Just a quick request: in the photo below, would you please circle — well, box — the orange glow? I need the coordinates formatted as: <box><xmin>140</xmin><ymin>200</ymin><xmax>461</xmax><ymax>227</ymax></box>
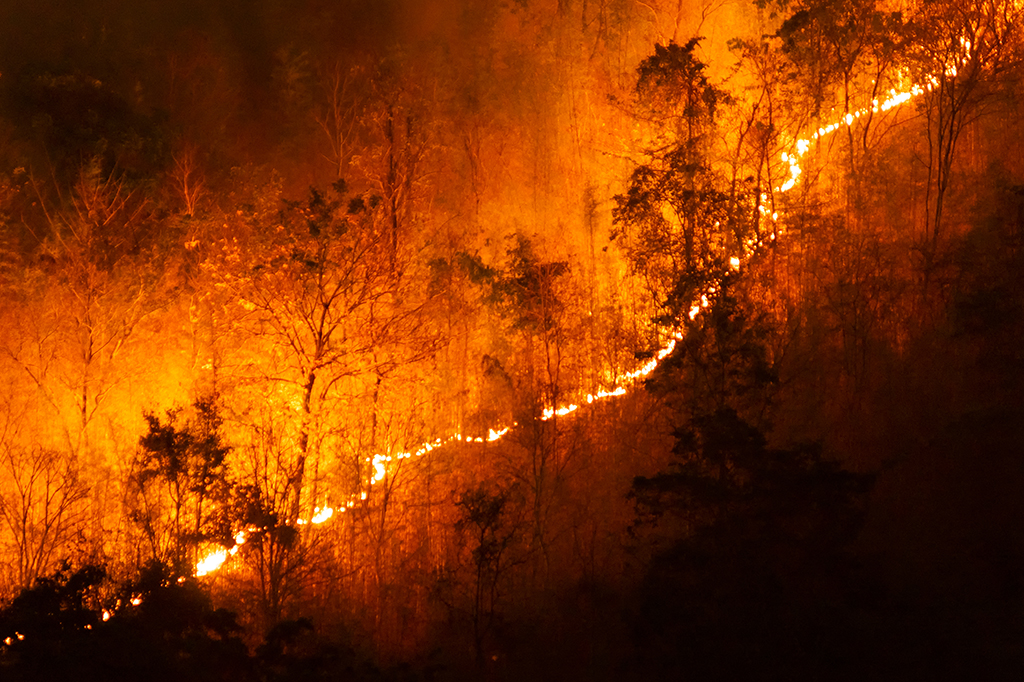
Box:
<box><xmin>192</xmin><ymin>28</ymin><xmax>981</xmax><ymax>580</ymax></box>
<box><xmin>776</xmin><ymin>35</ymin><xmax>975</xmax><ymax>195</ymax></box>
<box><xmin>196</xmin><ymin>548</ymin><xmax>231</xmax><ymax>576</ymax></box>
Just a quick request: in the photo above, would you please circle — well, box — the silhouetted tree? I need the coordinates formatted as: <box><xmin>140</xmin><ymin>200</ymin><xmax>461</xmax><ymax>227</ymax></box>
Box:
<box><xmin>614</xmin><ymin>39</ymin><xmax>754</xmax><ymax>325</ymax></box>
<box><xmin>629</xmin><ymin>408</ymin><xmax>874</xmax><ymax>680</ymax></box>
<box><xmin>131</xmin><ymin>398</ymin><xmax>234</xmax><ymax>572</ymax></box>
<box><xmin>0</xmin><ymin>560</ymin><xmax>253</xmax><ymax>682</ymax></box>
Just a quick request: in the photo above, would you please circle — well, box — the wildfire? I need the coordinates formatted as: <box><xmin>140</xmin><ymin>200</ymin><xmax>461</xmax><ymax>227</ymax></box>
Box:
<box><xmin>196</xmin><ymin>547</ymin><xmax>234</xmax><ymax>577</ymax></box>
<box><xmin>2</xmin><ymin>633</ymin><xmax>25</xmax><ymax>646</ymax></box>
<box><xmin>192</xmin><ymin>31</ymin><xmax>983</xmax><ymax>580</ymax></box>
<box><xmin>775</xmin><ymin>35</ymin><xmax>975</xmax><ymax>195</ymax></box>
<box><xmin>194</xmin><ymin>530</ymin><xmax>249</xmax><ymax>576</ymax></box>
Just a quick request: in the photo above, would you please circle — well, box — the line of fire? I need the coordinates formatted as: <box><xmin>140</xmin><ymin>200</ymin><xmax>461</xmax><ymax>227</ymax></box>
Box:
<box><xmin>0</xmin><ymin>1</ymin><xmax>1022</xmax><ymax>679</ymax></box>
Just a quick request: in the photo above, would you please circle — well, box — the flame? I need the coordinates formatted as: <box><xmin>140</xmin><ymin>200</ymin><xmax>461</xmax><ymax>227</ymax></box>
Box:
<box><xmin>2</xmin><ymin>633</ymin><xmax>25</xmax><ymax>646</ymax></box>
<box><xmin>196</xmin><ymin>549</ymin><xmax>231</xmax><ymax>576</ymax></box>
<box><xmin>776</xmin><ymin>35</ymin><xmax>975</xmax><ymax>195</ymax></box>
<box><xmin>309</xmin><ymin>506</ymin><xmax>334</xmax><ymax>524</ymax></box>
<box><xmin>487</xmin><ymin>427</ymin><xmax>510</xmax><ymax>441</ymax></box>
<box><xmin>372</xmin><ymin>455</ymin><xmax>387</xmax><ymax>482</ymax></box>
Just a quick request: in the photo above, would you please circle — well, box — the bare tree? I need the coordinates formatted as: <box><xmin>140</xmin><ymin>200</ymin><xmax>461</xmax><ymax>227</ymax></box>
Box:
<box><xmin>3</xmin><ymin>163</ymin><xmax>155</xmax><ymax>456</ymax></box>
<box><xmin>169</xmin><ymin>143</ymin><xmax>207</xmax><ymax>217</ymax></box>
<box><xmin>218</xmin><ymin>184</ymin><xmax>437</xmax><ymax>525</ymax></box>
<box><xmin>909</xmin><ymin>0</ymin><xmax>1023</xmax><ymax>286</ymax></box>
<box><xmin>0</xmin><ymin>441</ymin><xmax>88</xmax><ymax>591</ymax></box>
<box><xmin>315</xmin><ymin>61</ymin><xmax>366</xmax><ymax>181</ymax></box>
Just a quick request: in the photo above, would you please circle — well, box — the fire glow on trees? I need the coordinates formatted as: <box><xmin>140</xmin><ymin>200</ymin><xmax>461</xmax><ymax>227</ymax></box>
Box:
<box><xmin>187</xmin><ymin>16</ymin><xmax>993</xmax><ymax>580</ymax></box>
<box><xmin>0</xmin><ymin>5</ymin><xmax>1021</xmax><ymax>679</ymax></box>
<box><xmin>346</xmin><ymin>31</ymin><xmax>982</xmax><ymax>487</ymax></box>
<box><xmin>774</xmin><ymin>36</ymin><xmax>977</xmax><ymax>194</ymax></box>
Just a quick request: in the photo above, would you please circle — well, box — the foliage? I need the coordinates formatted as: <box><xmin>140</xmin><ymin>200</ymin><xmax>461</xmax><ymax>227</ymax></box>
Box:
<box><xmin>631</xmin><ymin>407</ymin><xmax>872</xmax><ymax>547</ymax></box>
<box><xmin>776</xmin><ymin>0</ymin><xmax>905</xmax><ymax>120</ymax></box>
<box><xmin>0</xmin><ymin>560</ymin><xmax>427</xmax><ymax>682</ymax></box>
<box><xmin>614</xmin><ymin>39</ymin><xmax>755</xmax><ymax>322</ymax></box>
<box><xmin>629</xmin><ymin>408</ymin><xmax>874</xmax><ymax>679</ymax></box>
<box><xmin>645</xmin><ymin>274</ymin><xmax>779</xmax><ymax>423</ymax></box>
<box><xmin>131</xmin><ymin>398</ymin><xmax>234</xmax><ymax>571</ymax></box>
<box><xmin>1</xmin><ymin>68</ymin><xmax>169</xmax><ymax>186</ymax></box>
<box><xmin>489</xmin><ymin>234</ymin><xmax>569</xmax><ymax>334</ymax></box>
<box><xmin>0</xmin><ymin>561</ymin><xmax>251</xmax><ymax>682</ymax></box>
<box><xmin>256</xmin><ymin>617</ymin><xmax>392</xmax><ymax>682</ymax></box>
<box><xmin>0</xmin><ymin>561</ymin><xmax>105</xmax><ymax>650</ymax></box>
<box><xmin>0</xmin><ymin>444</ymin><xmax>88</xmax><ymax>591</ymax></box>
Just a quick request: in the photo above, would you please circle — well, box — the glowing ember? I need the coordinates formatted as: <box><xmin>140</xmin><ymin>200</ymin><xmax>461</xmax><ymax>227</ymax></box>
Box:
<box><xmin>2</xmin><ymin>633</ymin><xmax>26</xmax><ymax>646</ymax></box>
<box><xmin>372</xmin><ymin>455</ymin><xmax>387</xmax><ymax>482</ymax></box>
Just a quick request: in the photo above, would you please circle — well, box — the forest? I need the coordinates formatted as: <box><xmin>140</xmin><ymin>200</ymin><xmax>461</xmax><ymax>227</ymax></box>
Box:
<box><xmin>0</xmin><ymin>0</ymin><xmax>1023</xmax><ymax>679</ymax></box>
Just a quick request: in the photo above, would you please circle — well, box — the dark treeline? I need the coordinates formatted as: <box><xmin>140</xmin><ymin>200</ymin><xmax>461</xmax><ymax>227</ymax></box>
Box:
<box><xmin>1</xmin><ymin>0</ymin><xmax>1024</xmax><ymax>679</ymax></box>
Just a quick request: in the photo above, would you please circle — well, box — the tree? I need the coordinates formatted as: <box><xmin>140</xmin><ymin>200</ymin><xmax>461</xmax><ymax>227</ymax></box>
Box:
<box><xmin>629</xmin><ymin>408</ymin><xmax>874</xmax><ymax>680</ymax></box>
<box><xmin>491</xmin><ymin>234</ymin><xmax>571</xmax><ymax>412</ymax></box>
<box><xmin>130</xmin><ymin>398</ymin><xmax>233</xmax><ymax>572</ymax></box>
<box><xmin>314</xmin><ymin>61</ymin><xmax>368</xmax><ymax>182</ymax></box>
<box><xmin>167</xmin><ymin>142</ymin><xmax>207</xmax><ymax>217</ymax></box>
<box><xmin>359</xmin><ymin>56</ymin><xmax>430</xmax><ymax>275</ymax></box>
<box><xmin>229</xmin><ymin>416</ymin><xmax>307</xmax><ymax>627</ymax></box>
<box><xmin>437</xmin><ymin>483</ymin><xmax>526</xmax><ymax>673</ymax></box>
<box><xmin>3</xmin><ymin>161</ymin><xmax>156</xmax><ymax>457</ymax></box>
<box><xmin>0</xmin><ymin>443</ymin><xmax>88</xmax><ymax>592</ymax></box>
<box><xmin>462</xmin><ymin>233</ymin><xmax>588</xmax><ymax>582</ymax></box>
<box><xmin>200</xmin><ymin>178</ymin><xmax>443</xmax><ymax>640</ymax></box>
<box><xmin>613</xmin><ymin>39</ymin><xmax>754</xmax><ymax>328</ymax></box>
<box><xmin>216</xmin><ymin>184</ymin><xmax>398</xmax><ymax>522</ymax></box>
<box><xmin>724</xmin><ymin>34</ymin><xmax>785</xmax><ymax>241</ymax></box>
<box><xmin>905</xmin><ymin>0</ymin><xmax>1023</xmax><ymax>286</ymax></box>
<box><xmin>776</xmin><ymin>0</ymin><xmax>906</xmax><ymax>152</ymax></box>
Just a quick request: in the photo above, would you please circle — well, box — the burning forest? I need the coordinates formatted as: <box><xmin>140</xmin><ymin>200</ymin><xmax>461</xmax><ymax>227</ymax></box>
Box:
<box><xmin>1</xmin><ymin>0</ymin><xmax>1024</xmax><ymax>679</ymax></box>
